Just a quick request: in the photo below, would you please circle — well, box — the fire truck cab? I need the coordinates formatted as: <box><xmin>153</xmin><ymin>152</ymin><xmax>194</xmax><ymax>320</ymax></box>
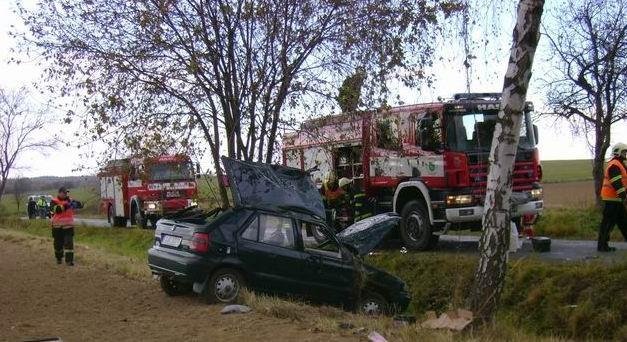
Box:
<box><xmin>283</xmin><ymin>93</ymin><xmax>543</xmax><ymax>250</ymax></box>
<box><xmin>99</xmin><ymin>155</ymin><xmax>199</xmax><ymax>228</ymax></box>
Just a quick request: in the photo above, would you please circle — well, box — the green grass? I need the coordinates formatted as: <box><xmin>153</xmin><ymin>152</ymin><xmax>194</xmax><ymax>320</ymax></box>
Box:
<box><xmin>0</xmin><ymin>217</ymin><xmax>153</xmax><ymax>262</ymax></box>
<box><xmin>367</xmin><ymin>252</ymin><xmax>627</xmax><ymax>340</ymax></box>
<box><xmin>541</xmin><ymin>159</ymin><xmax>593</xmax><ymax>183</ymax></box>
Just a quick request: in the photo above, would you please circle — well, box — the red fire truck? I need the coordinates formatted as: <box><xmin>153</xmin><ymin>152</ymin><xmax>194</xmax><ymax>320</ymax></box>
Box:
<box><xmin>283</xmin><ymin>93</ymin><xmax>544</xmax><ymax>250</ymax></box>
<box><xmin>98</xmin><ymin>155</ymin><xmax>199</xmax><ymax>228</ymax></box>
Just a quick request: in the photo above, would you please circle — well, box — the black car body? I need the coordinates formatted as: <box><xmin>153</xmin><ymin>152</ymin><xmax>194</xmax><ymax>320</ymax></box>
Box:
<box><xmin>148</xmin><ymin>157</ymin><xmax>410</xmax><ymax>314</ymax></box>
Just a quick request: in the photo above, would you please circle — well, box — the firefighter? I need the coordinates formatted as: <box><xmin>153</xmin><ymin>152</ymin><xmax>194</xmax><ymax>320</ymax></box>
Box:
<box><xmin>50</xmin><ymin>187</ymin><xmax>83</xmax><ymax>265</ymax></box>
<box><xmin>322</xmin><ymin>172</ymin><xmax>344</xmax><ymax>209</ymax></box>
<box><xmin>37</xmin><ymin>195</ymin><xmax>48</xmax><ymax>219</ymax></box>
<box><xmin>338</xmin><ymin>177</ymin><xmax>374</xmax><ymax>223</ymax></box>
<box><xmin>597</xmin><ymin>142</ymin><xmax>627</xmax><ymax>252</ymax></box>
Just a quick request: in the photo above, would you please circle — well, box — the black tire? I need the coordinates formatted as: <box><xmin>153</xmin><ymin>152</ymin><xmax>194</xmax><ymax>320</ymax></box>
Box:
<box><xmin>357</xmin><ymin>291</ymin><xmax>389</xmax><ymax>316</ymax></box>
<box><xmin>400</xmin><ymin>200</ymin><xmax>435</xmax><ymax>251</ymax></box>
<box><xmin>160</xmin><ymin>275</ymin><xmax>192</xmax><ymax>296</ymax></box>
<box><xmin>204</xmin><ymin>268</ymin><xmax>245</xmax><ymax>304</ymax></box>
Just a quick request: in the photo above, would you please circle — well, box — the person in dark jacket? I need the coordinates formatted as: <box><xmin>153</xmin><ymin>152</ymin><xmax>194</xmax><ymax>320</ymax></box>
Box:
<box><xmin>597</xmin><ymin>143</ymin><xmax>627</xmax><ymax>252</ymax></box>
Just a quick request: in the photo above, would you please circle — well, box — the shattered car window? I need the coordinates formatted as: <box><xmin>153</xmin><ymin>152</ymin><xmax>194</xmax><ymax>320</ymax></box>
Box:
<box><xmin>300</xmin><ymin>221</ymin><xmax>341</xmax><ymax>257</ymax></box>
<box><xmin>259</xmin><ymin>214</ymin><xmax>295</xmax><ymax>248</ymax></box>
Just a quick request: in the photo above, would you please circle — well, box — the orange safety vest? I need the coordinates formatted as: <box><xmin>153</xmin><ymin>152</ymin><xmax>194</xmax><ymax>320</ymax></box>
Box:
<box><xmin>51</xmin><ymin>197</ymin><xmax>75</xmax><ymax>228</ymax></box>
<box><xmin>600</xmin><ymin>159</ymin><xmax>627</xmax><ymax>201</ymax></box>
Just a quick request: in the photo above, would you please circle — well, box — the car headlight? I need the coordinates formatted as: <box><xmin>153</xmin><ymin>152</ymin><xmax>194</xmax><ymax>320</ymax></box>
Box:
<box><xmin>530</xmin><ymin>188</ymin><xmax>543</xmax><ymax>200</ymax></box>
<box><xmin>446</xmin><ymin>194</ymin><xmax>474</xmax><ymax>206</ymax></box>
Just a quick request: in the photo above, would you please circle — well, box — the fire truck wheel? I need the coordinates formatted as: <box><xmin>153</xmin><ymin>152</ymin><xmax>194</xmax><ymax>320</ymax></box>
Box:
<box><xmin>400</xmin><ymin>200</ymin><xmax>434</xmax><ymax>251</ymax></box>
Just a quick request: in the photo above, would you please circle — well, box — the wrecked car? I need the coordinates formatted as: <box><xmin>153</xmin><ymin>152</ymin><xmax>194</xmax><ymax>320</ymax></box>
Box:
<box><xmin>147</xmin><ymin>157</ymin><xmax>410</xmax><ymax>315</ymax></box>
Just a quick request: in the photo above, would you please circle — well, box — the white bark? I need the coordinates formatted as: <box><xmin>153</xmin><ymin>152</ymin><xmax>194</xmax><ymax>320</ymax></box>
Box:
<box><xmin>469</xmin><ymin>0</ymin><xmax>545</xmax><ymax>321</ymax></box>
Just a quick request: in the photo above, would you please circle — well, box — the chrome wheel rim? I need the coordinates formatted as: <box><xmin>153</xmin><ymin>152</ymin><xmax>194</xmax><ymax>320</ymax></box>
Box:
<box><xmin>214</xmin><ymin>274</ymin><xmax>239</xmax><ymax>302</ymax></box>
<box><xmin>361</xmin><ymin>300</ymin><xmax>381</xmax><ymax>315</ymax></box>
<box><xmin>407</xmin><ymin>213</ymin><xmax>425</xmax><ymax>242</ymax></box>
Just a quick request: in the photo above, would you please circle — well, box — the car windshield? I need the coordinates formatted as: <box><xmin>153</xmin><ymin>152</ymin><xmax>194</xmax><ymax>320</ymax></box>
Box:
<box><xmin>149</xmin><ymin>162</ymin><xmax>193</xmax><ymax>181</ymax></box>
<box><xmin>446</xmin><ymin>110</ymin><xmax>535</xmax><ymax>152</ymax></box>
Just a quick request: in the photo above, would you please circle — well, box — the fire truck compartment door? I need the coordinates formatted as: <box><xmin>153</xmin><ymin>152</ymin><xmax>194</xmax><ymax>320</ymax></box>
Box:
<box><xmin>113</xmin><ymin>176</ymin><xmax>125</xmax><ymax>216</ymax></box>
<box><xmin>222</xmin><ymin>157</ymin><xmax>326</xmax><ymax>219</ymax></box>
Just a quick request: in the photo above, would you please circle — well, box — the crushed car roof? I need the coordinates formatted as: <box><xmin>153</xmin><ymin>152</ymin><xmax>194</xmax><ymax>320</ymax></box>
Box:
<box><xmin>222</xmin><ymin>157</ymin><xmax>326</xmax><ymax>219</ymax></box>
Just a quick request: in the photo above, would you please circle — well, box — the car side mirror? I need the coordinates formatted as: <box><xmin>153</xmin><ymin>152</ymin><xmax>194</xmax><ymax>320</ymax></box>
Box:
<box><xmin>533</xmin><ymin>124</ymin><xmax>539</xmax><ymax>144</ymax></box>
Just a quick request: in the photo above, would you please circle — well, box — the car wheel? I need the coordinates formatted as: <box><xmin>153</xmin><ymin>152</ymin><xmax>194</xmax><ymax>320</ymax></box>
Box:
<box><xmin>160</xmin><ymin>275</ymin><xmax>192</xmax><ymax>296</ymax></box>
<box><xmin>205</xmin><ymin>268</ymin><xmax>244</xmax><ymax>304</ymax></box>
<box><xmin>357</xmin><ymin>291</ymin><xmax>389</xmax><ymax>316</ymax></box>
<box><xmin>400</xmin><ymin>200</ymin><xmax>434</xmax><ymax>251</ymax></box>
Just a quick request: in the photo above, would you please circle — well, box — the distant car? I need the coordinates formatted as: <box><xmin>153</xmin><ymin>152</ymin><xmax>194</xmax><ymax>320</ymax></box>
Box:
<box><xmin>148</xmin><ymin>157</ymin><xmax>410</xmax><ymax>315</ymax></box>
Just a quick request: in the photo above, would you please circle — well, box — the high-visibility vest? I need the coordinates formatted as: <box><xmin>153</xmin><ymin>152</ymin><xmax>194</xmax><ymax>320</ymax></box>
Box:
<box><xmin>600</xmin><ymin>158</ymin><xmax>627</xmax><ymax>201</ymax></box>
<box><xmin>50</xmin><ymin>197</ymin><xmax>75</xmax><ymax>227</ymax></box>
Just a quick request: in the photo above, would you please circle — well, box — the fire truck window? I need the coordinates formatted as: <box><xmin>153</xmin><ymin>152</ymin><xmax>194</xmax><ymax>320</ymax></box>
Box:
<box><xmin>417</xmin><ymin>116</ymin><xmax>442</xmax><ymax>151</ymax></box>
<box><xmin>375</xmin><ymin>119</ymin><xmax>400</xmax><ymax>150</ymax></box>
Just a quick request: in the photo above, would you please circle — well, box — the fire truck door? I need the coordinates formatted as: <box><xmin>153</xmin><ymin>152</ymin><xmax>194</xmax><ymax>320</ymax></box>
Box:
<box><xmin>112</xmin><ymin>176</ymin><xmax>124</xmax><ymax>216</ymax></box>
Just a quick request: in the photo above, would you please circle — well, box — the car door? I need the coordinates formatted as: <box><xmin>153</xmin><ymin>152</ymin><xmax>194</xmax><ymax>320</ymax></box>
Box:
<box><xmin>297</xmin><ymin>220</ymin><xmax>355</xmax><ymax>305</ymax></box>
<box><xmin>237</xmin><ymin>212</ymin><xmax>309</xmax><ymax>296</ymax></box>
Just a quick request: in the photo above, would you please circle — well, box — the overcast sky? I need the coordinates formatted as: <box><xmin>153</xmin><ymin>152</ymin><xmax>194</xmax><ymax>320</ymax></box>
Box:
<box><xmin>1</xmin><ymin>1</ymin><xmax>625</xmax><ymax>178</ymax></box>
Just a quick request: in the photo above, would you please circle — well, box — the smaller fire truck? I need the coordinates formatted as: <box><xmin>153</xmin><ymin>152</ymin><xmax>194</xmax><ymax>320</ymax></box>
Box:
<box><xmin>283</xmin><ymin>93</ymin><xmax>544</xmax><ymax>250</ymax></box>
<box><xmin>98</xmin><ymin>155</ymin><xmax>199</xmax><ymax>228</ymax></box>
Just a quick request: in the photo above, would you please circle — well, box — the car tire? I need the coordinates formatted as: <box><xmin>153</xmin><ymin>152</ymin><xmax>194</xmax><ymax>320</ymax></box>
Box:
<box><xmin>204</xmin><ymin>268</ymin><xmax>245</xmax><ymax>304</ymax></box>
<box><xmin>400</xmin><ymin>200</ymin><xmax>434</xmax><ymax>251</ymax></box>
<box><xmin>160</xmin><ymin>275</ymin><xmax>192</xmax><ymax>296</ymax></box>
<box><xmin>357</xmin><ymin>291</ymin><xmax>389</xmax><ymax>316</ymax></box>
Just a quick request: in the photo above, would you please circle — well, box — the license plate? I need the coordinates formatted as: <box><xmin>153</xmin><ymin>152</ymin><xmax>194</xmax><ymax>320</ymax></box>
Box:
<box><xmin>161</xmin><ymin>235</ymin><xmax>182</xmax><ymax>247</ymax></box>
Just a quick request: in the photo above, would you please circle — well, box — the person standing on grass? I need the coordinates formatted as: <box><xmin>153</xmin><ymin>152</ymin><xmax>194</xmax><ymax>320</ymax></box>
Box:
<box><xmin>598</xmin><ymin>143</ymin><xmax>627</xmax><ymax>252</ymax></box>
<box><xmin>50</xmin><ymin>187</ymin><xmax>83</xmax><ymax>265</ymax></box>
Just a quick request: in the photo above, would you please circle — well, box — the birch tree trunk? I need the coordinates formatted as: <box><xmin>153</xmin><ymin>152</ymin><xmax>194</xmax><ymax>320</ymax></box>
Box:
<box><xmin>469</xmin><ymin>0</ymin><xmax>544</xmax><ymax>322</ymax></box>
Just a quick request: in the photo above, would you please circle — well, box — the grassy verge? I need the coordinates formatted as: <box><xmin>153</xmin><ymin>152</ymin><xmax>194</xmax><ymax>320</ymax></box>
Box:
<box><xmin>367</xmin><ymin>252</ymin><xmax>627</xmax><ymax>340</ymax></box>
<box><xmin>535</xmin><ymin>206</ymin><xmax>625</xmax><ymax>241</ymax></box>
<box><xmin>2</xmin><ymin>216</ymin><xmax>626</xmax><ymax>340</ymax></box>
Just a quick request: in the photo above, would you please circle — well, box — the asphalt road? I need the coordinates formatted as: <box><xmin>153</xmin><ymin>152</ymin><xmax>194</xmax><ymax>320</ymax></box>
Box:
<box><xmin>28</xmin><ymin>217</ymin><xmax>627</xmax><ymax>262</ymax></box>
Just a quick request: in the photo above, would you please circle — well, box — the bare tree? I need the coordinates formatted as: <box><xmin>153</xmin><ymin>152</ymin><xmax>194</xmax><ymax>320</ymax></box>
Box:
<box><xmin>469</xmin><ymin>0</ymin><xmax>544</xmax><ymax>322</ymax></box>
<box><xmin>544</xmin><ymin>0</ymin><xmax>627</xmax><ymax>204</ymax></box>
<box><xmin>16</xmin><ymin>0</ymin><xmax>464</xmax><ymax>207</ymax></box>
<box><xmin>12</xmin><ymin>176</ymin><xmax>32</xmax><ymax>213</ymax></box>
<box><xmin>0</xmin><ymin>87</ymin><xmax>50</xmax><ymax>200</ymax></box>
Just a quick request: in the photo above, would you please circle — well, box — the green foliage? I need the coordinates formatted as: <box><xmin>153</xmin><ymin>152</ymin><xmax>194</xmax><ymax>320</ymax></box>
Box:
<box><xmin>336</xmin><ymin>67</ymin><xmax>366</xmax><ymax>113</ymax></box>
<box><xmin>367</xmin><ymin>251</ymin><xmax>627</xmax><ymax>340</ymax></box>
<box><xmin>535</xmin><ymin>207</ymin><xmax>603</xmax><ymax>240</ymax></box>
<box><xmin>541</xmin><ymin>160</ymin><xmax>593</xmax><ymax>183</ymax></box>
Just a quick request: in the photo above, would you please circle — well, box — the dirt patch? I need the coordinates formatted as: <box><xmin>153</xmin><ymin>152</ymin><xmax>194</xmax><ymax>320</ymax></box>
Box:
<box><xmin>543</xmin><ymin>181</ymin><xmax>595</xmax><ymax>208</ymax></box>
<box><xmin>0</xmin><ymin>231</ymin><xmax>356</xmax><ymax>342</ymax></box>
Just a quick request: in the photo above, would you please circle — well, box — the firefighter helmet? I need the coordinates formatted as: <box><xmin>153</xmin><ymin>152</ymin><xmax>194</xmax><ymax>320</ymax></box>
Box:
<box><xmin>338</xmin><ymin>177</ymin><xmax>353</xmax><ymax>188</ymax></box>
<box><xmin>611</xmin><ymin>142</ymin><xmax>627</xmax><ymax>156</ymax></box>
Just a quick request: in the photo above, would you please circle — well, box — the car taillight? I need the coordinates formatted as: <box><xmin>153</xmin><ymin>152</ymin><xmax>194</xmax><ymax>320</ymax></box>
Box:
<box><xmin>190</xmin><ymin>232</ymin><xmax>211</xmax><ymax>253</ymax></box>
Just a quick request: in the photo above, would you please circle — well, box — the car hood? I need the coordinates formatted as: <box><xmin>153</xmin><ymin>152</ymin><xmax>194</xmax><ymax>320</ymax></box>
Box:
<box><xmin>221</xmin><ymin>157</ymin><xmax>325</xmax><ymax>219</ymax></box>
<box><xmin>336</xmin><ymin>213</ymin><xmax>400</xmax><ymax>256</ymax></box>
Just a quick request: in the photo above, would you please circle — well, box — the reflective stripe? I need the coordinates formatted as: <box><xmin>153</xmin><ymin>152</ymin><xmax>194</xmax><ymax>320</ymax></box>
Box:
<box><xmin>617</xmin><ymin>188</ymin><xmax>626</xmax><ymax>194</ymax></box>
<box><xmin>64</xmin><ymin>249</ymin><xmax>74</xmax><ymax>253</ymax></box>
<box><xmin>355</xmin><ymin>203</ymin><xmax>363</xmax><ymax>207</ymax></box>
<box><xmin>602</xmin><ymin>197</ymin><xmax>623</xmax><ymax>202</ymax></box>
<box><xmin>354</xmin><ymin>193</ymin><xmax>366</xmax><ymax>198</ymax></box>
<box><xmin>611</xmin><ymin>175</ymin><xmax>623</xmax><ymax>183</ymax></box>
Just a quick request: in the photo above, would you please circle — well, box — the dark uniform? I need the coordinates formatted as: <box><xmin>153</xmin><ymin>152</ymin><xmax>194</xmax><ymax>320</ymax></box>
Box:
<box><xmin>597</xmin><ymin>155</ymin><xmax>627</xmax><ymax>252</ymax></box>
